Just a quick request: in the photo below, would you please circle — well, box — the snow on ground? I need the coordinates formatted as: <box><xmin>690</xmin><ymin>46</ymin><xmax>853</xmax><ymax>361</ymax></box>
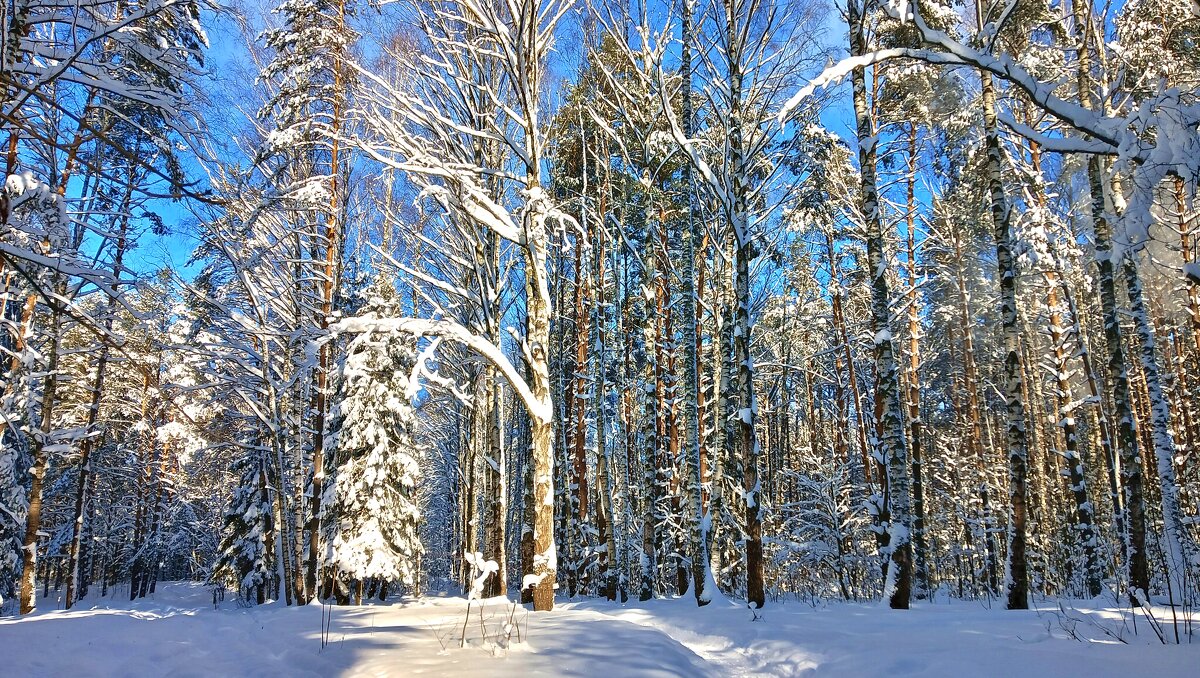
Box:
<box><xmin>2</xmin><ymin>583</ymin><xmax>1197</xmax><ymax>677</ymax></box>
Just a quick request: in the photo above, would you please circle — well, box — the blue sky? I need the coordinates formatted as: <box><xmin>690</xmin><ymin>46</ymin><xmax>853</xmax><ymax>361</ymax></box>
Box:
<box><xmin>134</xmin><ymin>0</ymin><xmax>860</xmax><ymax>282</ymax></box>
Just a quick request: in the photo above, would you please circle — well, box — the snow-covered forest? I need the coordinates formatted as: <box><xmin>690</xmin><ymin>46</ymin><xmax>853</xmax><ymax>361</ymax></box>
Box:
<box><xmin>2</xmin><ymin>0</ymin><xmax>1200</xmax><ymax>673</ymax></box>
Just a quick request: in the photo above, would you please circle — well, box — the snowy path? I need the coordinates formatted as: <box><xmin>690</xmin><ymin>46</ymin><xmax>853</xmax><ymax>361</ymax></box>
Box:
<box><xmin>2</xmin><ymin>583</ymin><xmax>1197</xmax><ymax>677</ymax></box>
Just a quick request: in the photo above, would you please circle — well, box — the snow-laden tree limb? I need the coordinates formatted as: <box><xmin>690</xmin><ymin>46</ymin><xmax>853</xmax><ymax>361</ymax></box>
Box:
<box><xmin>778</xmin><ymin>0</ymin><xmax>1200</xmax><ymax>261</ymax></box>
<box><xmin>330</xmin><ymin>316</ymin><xmax>550</xmax><ymax>425</ymax></box>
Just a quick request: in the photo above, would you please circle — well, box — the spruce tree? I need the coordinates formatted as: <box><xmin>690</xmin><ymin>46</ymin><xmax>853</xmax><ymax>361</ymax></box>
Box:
<box><xmin>322</xmin><ymin>278</ymin><xmax>423</xmax><ymax>594</ymax></box>
<box><xmin>213</xmin><ymin>452</ymin><xmax>275</xmax><ymax>605</ymax></box>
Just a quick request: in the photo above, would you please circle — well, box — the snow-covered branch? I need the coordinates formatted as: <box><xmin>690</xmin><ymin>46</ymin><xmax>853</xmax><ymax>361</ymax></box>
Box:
<box><xmin>330</xmin><ymin>316</ymin><xmax>550</xmax><ymax>424</ymax></box>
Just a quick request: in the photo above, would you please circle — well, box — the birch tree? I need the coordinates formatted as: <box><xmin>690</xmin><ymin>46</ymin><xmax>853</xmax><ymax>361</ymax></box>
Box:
<box><xmin>350</xmin><ymin>0</ymin><xmax>574</xmax><ymax>612</ymax></box>
<box><xmin>601</xmin><ymin>0</ymin><xmax>824</xmax><ymax>609</ymax></box>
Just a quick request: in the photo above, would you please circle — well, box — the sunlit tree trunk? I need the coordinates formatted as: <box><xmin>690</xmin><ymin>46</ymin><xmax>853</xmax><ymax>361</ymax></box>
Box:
<box><xmin>902</xmin><ymin>124</ymin><xmax>929</xmax><ymax>598</ymax></box>
<box><xmin>850</xmin><ymin>0</ymin><xmax>911</xmax><ymax>609</ymax></box>
<box><xmin>979</xmin><ymin>68</ymin><xmax>1030</xmax><ymax>610</ymax></box>
<box><xmin>18</xmin><ymin>303</ymin><xmax>61</xmax><ymax>615</ymax></box>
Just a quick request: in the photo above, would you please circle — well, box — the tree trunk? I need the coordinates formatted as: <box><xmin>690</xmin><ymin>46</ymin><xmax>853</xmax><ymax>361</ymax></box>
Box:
<box><xmin>1070</xmin><ymin>0</ymin><xmax>1149</xmax><ymax>604</ymax></box>
<box><xmin>305</xmin><ymin>0</ymin><xmax>350</xmax><ymax>605</ymax></box>
<box><xmin>950</xmin><ymin>227</ymin><xmax>1000</xmax><ymax>595</ymax></box>
<box><xmin>483</xmin><ymin>371</ymin><xmax>507</xmax><ymax>597</ymax></box>
<box><xmin>1027</xmin><ymin>131</ymin><xmax>1103</xmax><ymax>596</ymax></box>
<box><xmin>520</xmin><ymin>398</ymin><xmax>536</xmax><ymax>605</ymax></box>
<box><xmin>65</xmin><ymin>188</ymin><xmax>133</xmax><ymax>609</ymax></box>
<box><xmin>1122</xmin><ymin>254</ymin><xmax>1192</xmax><ymax>595</ymax></box>
<box><xmin>979</xmin><ymin>69</ymin><xmax>1030</xmax><ymax>610</ymax></box>
<box><xmin>903</xmin><ymin>124</ymin><xmax>929</xmax><ymax>598</ymax></box>
<box><xmin>850</xmin><ymin>1</ymin><xmax>911</xmax><ymax>609</ymax></box>
<box><xmin>593</xmin><ymin>211</ymin><xmax>618</xmax><ymax>601</ymax></box>
<box><xmin>19</xmin><ymin>304</ymin><xmax>61</xmax><ymax>614</ymax></box>
<box><xmin>570</xmin><ymin>228</ymin><xmax>590</xmax><ymax>595</ymax></box>
<box><xmin>723</xmin><ymin>0</ymin><xmax>764</xmax><ymax>608</ymax></box>
<box><xmin>524</xmin><ymin>179</ymin><xmax>557</xmax><ymax>612</ymax></box>
<box><xmin>1086</xmin><ymin>164</ymin><xmax>1150</xmax><ymax>601</ymax></box>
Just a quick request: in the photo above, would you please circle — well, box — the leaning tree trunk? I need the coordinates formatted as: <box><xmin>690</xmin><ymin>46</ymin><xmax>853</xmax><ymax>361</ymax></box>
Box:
<box><xmin>1065</xmin><ymin>283</ymin><xmax>1126</xmax><ymax>574</ymax></box>
<box><xmin>1122</xmin><ymin>253</ymin><xmax>1193</xmax><ymax>597</ymax></box>
<box><xmin>1072</xmin><ymin>0</ymin><xmax>1150</xmax><ymax>603</ymax></box>
<box><xmin>20</xmin><ymin>95</ymin><xmax>94</xmax><ymax>613</ymax></box>
<box><xmin>1085</xmin><ymin>159</ymin><xmax>1151</xmax><ymax>602</ymax></box>
<box><xmin>1046</xmin><ymin>268</ymin><xmax>1103</xmax><ymax>597</ymax></box>
<box><xmin>65</xmin><ymin>185</ymin><xmax>134</xmax><ymax>609</ymax></box>
<box><xmin>1028</xmin><ymin>133</ymin><xmax>1103</xmax><ymax>598</ymax></box>
<box><xmin>826</xmin><ymin>231</ymin><xmax>874</xmax><ymax>491</ymax></box>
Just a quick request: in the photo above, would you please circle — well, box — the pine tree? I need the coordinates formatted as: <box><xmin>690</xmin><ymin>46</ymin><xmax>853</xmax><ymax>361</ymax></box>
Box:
<box><xmin>258</xmin><ymin>0</ymin><xmax>358</xmax><ymax>604</ymax></box>
<box><xmin>0</xmin><ymin>408</ymin><xmax>30</xmax><ymax>612</ymax></box>
<box><xmin>0</xmin><ymin>298</ymin><xmax>33</xmax><ymax>613</ymax></box>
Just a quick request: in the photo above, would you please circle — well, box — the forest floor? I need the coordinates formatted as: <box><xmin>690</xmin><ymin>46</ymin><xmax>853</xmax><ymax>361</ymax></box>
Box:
<box><xmin>2</xmin><ymin>582</ymin><xmax>1198</xmax><ymax>676</ymax></box>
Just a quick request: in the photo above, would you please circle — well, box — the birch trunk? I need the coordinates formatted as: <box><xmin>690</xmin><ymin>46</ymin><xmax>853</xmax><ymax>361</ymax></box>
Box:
<box><xmin>979</xmin><ymin>69</ymin><xmax>1030</xmax><ymax>610</ymax></box>
<box><xmin>1122</xmin><ymin>254</ymin><xmax>1192</xmax><ymax>597</ymax></box>
<box><xmin>721</xmin><ymin>0</ymin><xmax>764</xmax><ymax>608</ymax></box>
<box><xmin>523</xmin><ymin>151</ymin><xmax>557</xmax><ymax>610</ymax></box>
<box><xmin>850</xmin><ymin>0</ymin><xmax>911</xmax><ymax>608</ymax></box>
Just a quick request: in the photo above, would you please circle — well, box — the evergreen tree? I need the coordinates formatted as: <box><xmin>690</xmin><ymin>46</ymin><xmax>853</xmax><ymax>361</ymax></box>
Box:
<box><xmin>258</xmin><ymin>0</ymin><xmax>358</xmax><ymax>604</ymax></box>
<box><xmin>213</xmin><ymin>451</ymin><xmax>275</xmax><ymax>605</ymax></box>
<box><xmin>322</xmin><ymin>278</ymin><xmax>423</xmax><ymax>593</ymax></box>
<box><xmin>0</xmin><ymin>406</ymin><xmax>30</xmax><ymax>611</ymax></box>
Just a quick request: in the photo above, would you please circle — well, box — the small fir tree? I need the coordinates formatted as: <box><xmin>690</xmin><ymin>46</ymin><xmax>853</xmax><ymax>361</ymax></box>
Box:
<box><xmin>213</xmin><ymin>451</ymin><xmax>274</xmax><ymax>605</ymax></box>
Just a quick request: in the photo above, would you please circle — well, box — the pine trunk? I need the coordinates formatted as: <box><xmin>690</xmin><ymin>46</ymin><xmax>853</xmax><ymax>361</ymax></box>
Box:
<box><xmin>903</xmin><ymin>125</ymin><xmax>929</xmax><ymax>598</ymax></box>
<box><xmin>19</xmin><ymin>304</ymin><xmax>61</xmax><ymax>614</ymax></box>
<box><xmin>65</xmin><ymin>190</ymin><xmax>133</xmax><ymax>609</ymax></box>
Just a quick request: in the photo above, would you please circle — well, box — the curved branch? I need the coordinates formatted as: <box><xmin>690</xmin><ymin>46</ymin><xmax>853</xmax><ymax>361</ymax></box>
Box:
<box><xmin>329</xmin><ymin>315</ymin><xmax>549</xmax><ymax>424</ymax></box>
